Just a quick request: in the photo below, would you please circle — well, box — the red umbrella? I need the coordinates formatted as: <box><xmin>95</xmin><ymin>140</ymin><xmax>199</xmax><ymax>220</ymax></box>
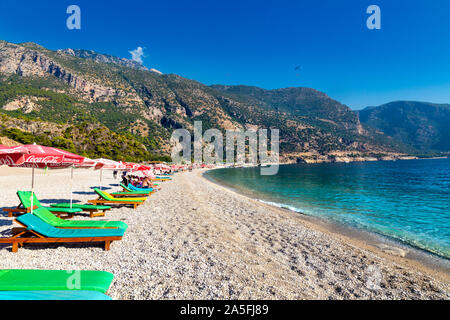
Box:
<box><xmin>0</xmin><ymin>144</ymin><xmax>85</xmax><ymax>213</ymax></box>
<box><xmin>0</xmin><ymin>144</ymin><xmax>84</xmax><ymax>172</ymax></box>
<box><xmin>0</xmin><ymin>144</ymin><xmax>84</xmax><ymax>168</ymax></box>
<box><xmin>119</xmin><ymin>161</ymin><xmax>140</xmax><ymax>171</ymax></box>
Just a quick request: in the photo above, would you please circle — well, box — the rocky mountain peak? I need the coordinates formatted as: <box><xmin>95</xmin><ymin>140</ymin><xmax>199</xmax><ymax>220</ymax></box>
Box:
<box><xmin>57</xmin><ymin>48</ymin><xmax>149</xmax><ymax>71</ymax></box>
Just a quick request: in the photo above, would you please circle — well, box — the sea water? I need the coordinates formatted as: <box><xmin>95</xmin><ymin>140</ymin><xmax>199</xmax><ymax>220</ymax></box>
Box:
<box><xmin>205</xmin><ymin>158</ymin><xmax>450</xmax><ymax>259</ymax></box>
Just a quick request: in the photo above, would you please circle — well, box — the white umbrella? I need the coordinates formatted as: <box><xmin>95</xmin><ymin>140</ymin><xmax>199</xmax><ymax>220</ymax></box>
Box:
<box><xmin>93</xmin><ymin>158</ymin><xmax>126</xmax><ymax>190</ymax></box>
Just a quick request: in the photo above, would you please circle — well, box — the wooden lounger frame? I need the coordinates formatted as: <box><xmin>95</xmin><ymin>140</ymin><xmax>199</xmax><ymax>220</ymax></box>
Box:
<box><xmin>3</xmin><ymin>205</ymin><xmax>109</xmax><ymax>219</ymax></box>
<box><xmin>88</xmin><ymin>199</ymin><xmax>143</xmax><ymax>209</ymax></box>
<box><xmin>112</xmin><ymin>192</ymin><xmax>152</xmax><ymax>198</ymax></box>
<box><xmin>0</xmin><ymin>221</ymin><xmax>122</xmax><ymax>253</ymax></box>
<box><xmin>53</xmin><ymin>206</ymin><xmax>110</xmax><ymax>218</ymax></box>
<box><xmin>3</xmin><ymin>205</ymin><xmax>74</xmax><ymax>219</ymax></box>
<box><xmin>121</xmin><ymin>186</ymin><xmax>157</xmax><ymax>194</ymax></box>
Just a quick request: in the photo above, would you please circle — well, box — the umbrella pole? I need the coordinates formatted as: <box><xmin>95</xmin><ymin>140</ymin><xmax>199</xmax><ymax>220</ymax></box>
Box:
<box><xmin>30</xmin><ymin>167</ymin><xmax>35</xmax><ymax>214</ymax></box>
<box><xmin>70</xmin><ymin>165</ymin><xmax>74</xmax><ymax>209</ymax></box>
<box><xmin>100</xmin><ymin>169</ymin><xmax>103</xmax><ymax>191</ymax></box>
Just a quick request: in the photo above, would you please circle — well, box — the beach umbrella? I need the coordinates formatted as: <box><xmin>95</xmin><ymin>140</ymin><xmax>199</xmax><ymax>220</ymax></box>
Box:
<box><xmin>154</xmin><ymin>163</ymin><xmax>171</xmax><ymax>170</ymax></box>
<box><xmin>120</xmin><ymin>161</ymin><xmax>140</xmax><ymax>171</ymax></box>
<box><xmin>75</xmin><ymin>158</ymin><xmax>98</xmax><ymax>169</ymax></box>
<box><xmin>93</xmin><ymin>158</ymin><xmax>126</xmax><ymax>190</ymax></box>
<box><xmin>141</xmin><ymin>170</ymin><xmax>156</xmax><ymax>179</ymax></box>
<box><xmin>0</xmin><ymin>144</ymin><xmax>85</xmax><ymax>213</ymax></box>
<box><xmin>133</xmin><ymin>165</ymin><xmax>156</xmax><ymax>179</ymax></box>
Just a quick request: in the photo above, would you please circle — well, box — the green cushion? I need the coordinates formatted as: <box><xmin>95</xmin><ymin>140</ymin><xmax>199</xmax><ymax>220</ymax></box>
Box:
<box><xmin>94</xmin><ymin>189</ymin><xmax>143</xmax><ymax>203</ymax></box>
<box><xmin>46</xmin><ymin>207</ymin><xmax>82</xmax><ymax>214</ymax></box>
<box><xmin>111</xmin><ymin>191</ymin><xmax>150</xmax><ymax>195</ymax></box>
<box><xmin>33</xmin><ymin>207</ymin><xmax>128</xmax><ymax>231</ymax></box>
<box><xmin>0</xmin><ymin>269</ymin><xmax>114</xmax><ymax>293</ymax></box>
<box><xmin>50</xmin><ymin>204</ymin><xmax>111</xmax><ymax>210</ymax></box>
<box><xmin>17</xmin><ymin>191</ymin><xmax>82</xmax><ymax>213</ymax></box>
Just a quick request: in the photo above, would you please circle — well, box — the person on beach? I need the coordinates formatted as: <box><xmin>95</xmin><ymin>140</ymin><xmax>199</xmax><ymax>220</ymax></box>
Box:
<box><xmin>121</xmin><ymin>172</ymin><xmax>129</xmax><ymax>185</ymax></box>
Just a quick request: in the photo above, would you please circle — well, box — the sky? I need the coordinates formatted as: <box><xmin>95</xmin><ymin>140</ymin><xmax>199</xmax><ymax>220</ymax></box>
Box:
<box><xmin>0</xmin><ymin>0</ymin><xmax>449</xmax><ymax>109</ymax></box>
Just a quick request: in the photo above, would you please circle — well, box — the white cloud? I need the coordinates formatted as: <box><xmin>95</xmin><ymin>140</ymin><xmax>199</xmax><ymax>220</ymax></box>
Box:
<box><xmin>129</xmin><ymin>46</ymin><xmax>146</xmax><ymax>64</ymax></box>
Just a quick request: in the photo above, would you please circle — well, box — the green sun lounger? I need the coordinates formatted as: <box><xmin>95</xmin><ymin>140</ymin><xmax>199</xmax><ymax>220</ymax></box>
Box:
<box><xmin>0</xmin><ymin>213</ymin><xmax>124</xmax><ymax>252</ymax></box>
<box><xmin>93</xmin><ymin>189</ymin><xmax>145</xmax><ymax>202</ymax></box>
<box><xmin>88</xmin><ymin>189</ymin><xmax>145</xmax><ymax>209</ymax></box>
<box><xmin>50</xmin><ymin>203</ymin><xmax>112</xmax><ymax>218</ymax></box>
<box><xmin>33</xmin><ymin>207</ymin><xmax>128</xmax><ymax>231</ymax></box>
<box><xmin>51</xmin><ymin>203</ymin><xmax>111</xmax><ymax>210</ymax></box>
<box><xmin>3</xmin><ymin>191</ymin><xmax>82</xmax><ymax>219</ymax></box>
<box><xmin>112</xmin><ymin>191</ymin><xmax>150</xmax><ymax>196</ymax></box>
<box><xmin>0</xmin><ymin>290</ymin><xmax>112</xmax><ymax>300</ymax></box>
<box><xmin>18</xmin><ymin>191</ymin><xmax>82</xmax><ymax>215</ymax></box>
<box><xmin>0</xmin><ymin>269</ymin><xmax>114</xmax><ymax>293</ymax></box>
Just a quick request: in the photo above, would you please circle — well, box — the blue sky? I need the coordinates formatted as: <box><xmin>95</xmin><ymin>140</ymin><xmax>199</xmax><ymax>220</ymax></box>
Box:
<box><xmin>0</xmin><ymin>0</ymin><xmax>449</xmax><ymax>109</ymax></box>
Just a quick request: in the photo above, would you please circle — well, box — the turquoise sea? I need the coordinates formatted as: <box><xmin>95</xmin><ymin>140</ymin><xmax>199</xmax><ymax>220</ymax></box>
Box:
<box><xmin>205</xmin><ymin>158</ymin><xmax>450</xmax><ymax>259</ymax></box>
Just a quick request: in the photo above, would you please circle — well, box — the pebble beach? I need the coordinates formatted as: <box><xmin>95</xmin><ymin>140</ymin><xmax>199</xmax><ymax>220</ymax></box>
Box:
<box><xmin>0</xmin><ymin>166</ymin><xmax>448</xmax><ymax>300</ymax></box>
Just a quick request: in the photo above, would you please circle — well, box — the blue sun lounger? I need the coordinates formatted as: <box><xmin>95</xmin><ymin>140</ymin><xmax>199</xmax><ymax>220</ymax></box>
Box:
<box><xmin>0</xmin><ymin>290</ymin><xmax>112</xmax><ymax>300</ymax></box>
<box><xmin>0</xmin><ymin>213</ymin><xmax>125</xmax><ymax>252</ymax></box>
<box><xmin>127</xmin><ymin>184</ymin><xmax>154</xmax><ymax>192</ymax></box>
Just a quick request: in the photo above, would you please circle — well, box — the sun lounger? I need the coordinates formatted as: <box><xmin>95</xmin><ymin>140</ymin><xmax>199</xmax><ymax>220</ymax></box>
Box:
<box><xmin>0</xmin><ymin>213</ymin><xmax>124</xmax><ymax>252</ymax></box>
<box><xmin>33</xmin><ymin>207</ymin><xmax>128</xmax><ymax>231</ymax></box>
<box><xmin>120</xmin><ymin>183</ymin><xmax>154</xmax><ymax>194</ymax></box>
<box><xmin>126</xmin><ymin>184</ymin><xmax>156</xmax><ymax>192</ymax></box>
<box><xmin>50</xmin><ymin>203</ymin><xmax>111</xmax><ymax>218</ymax></box>
<box><xmin>3</xmin><ymin>191</ymin><xmax>82</xmax><ymax>219</ymax></box>
<box><xmin>152</xmin><ymin>177</ymin><xmax>170</xmax><ymax>182</ymax></box>
<box><xmin>0</xmin><ymin>269</ymin><xmax>113</xmax><ymax>293</ymax></box>
<box><xmin>0</xmin><ymin>290</ymin><xmax>112</xmax><ymax>300</ymax></box>
<box><xmin>120</xmin><ymin>183</ymin><xmax>132</xmax><ymax>192</ymax></box>
<box><xmin>88</xmin><ymin>189</ymin><xmax>146</xmax><ymax>209</ymax></box>
<box><xmin>111</xmin><ymin>190</ymin><xmax>153</xmax><ymax>197</ymax></box>
<box><xmin>156</xmin><ymin>176</ymin><xmax>172</xmax><ymax>180</ymax></box>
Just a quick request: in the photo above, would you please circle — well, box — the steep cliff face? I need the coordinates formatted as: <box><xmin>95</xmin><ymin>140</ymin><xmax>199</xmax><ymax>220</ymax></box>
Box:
<box><xmin>0</xmin><ymin>41</ymin><xmax>138</xmax><ymax>101</ymax></box>
<box><xmin>0</xmin><ymin>40</ymin><xmax>423</xmax><ymax>162</ymax></box>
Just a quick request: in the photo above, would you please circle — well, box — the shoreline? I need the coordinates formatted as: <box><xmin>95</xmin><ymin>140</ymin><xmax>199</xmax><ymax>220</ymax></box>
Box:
<box><xmin>202</xmin><ymin>169</ymin><xmax>450</xmax><ymax>283</ymax></box>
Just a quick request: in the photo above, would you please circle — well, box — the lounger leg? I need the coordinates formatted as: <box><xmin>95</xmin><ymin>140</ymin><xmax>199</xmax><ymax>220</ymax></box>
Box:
<box><xmin>12</xmin><ymin>242</ymin><xmax>18</xmax><ymax>253</ymax></box>
<box><xmin>105</xmin><ymin>241</ymin><xmax>111</xmax><ymax>251</ymax></box>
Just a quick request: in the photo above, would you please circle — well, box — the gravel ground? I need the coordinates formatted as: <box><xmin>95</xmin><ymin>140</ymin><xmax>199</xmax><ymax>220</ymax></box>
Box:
<box><xmin>0</xmin><ymin>167</ymin><xmax>448</xmax><ymax>299</ymax></box>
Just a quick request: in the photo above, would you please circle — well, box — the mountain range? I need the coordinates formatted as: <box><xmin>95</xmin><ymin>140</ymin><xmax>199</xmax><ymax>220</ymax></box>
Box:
<box><xmin>0</xmin><ymin>40</ymin><xmax>448</xmax><ymax>163</ymax></box>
